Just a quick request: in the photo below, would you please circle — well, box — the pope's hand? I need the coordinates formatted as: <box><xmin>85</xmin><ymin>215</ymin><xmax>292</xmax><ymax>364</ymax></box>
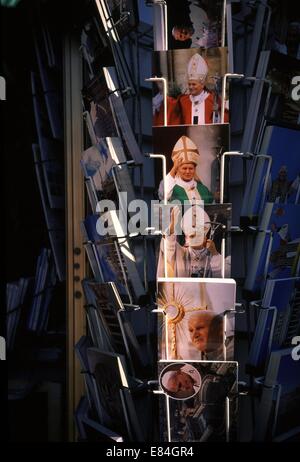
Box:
<box><xmin>170</xmin><ymin>158</ymin><xmax>182</xmax><ymax>178</ymax></box>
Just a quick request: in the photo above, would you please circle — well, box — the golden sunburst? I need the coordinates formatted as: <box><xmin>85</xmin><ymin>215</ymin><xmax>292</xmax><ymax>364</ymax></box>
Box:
<box><xmin>157</xmin><ymin>282</ymin><xmax>208</xmax><ymax>359</ymax></box>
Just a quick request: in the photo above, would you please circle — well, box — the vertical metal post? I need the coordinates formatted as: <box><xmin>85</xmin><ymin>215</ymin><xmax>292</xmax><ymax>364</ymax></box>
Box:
<box><xmin>64</xmin><ymin>35</ymin><xmax>86</xmax><ymax>442</ymax></box>
<box><xmin>152</xmin><ymin>0</ymin><xmax>168</xmax><ymax>51</ymax></box>
<box><xmin>245</xmin><ymin>1</ymin><xmax>268</xmax><ymax>78</ymax></box>
<box><xmin>221</xmin><ymin>73</ymin><xmax>244</xmax><ymax>124</ymax></box>
<box><xmin>221</xmin><ymin>0</ymin><xmax>227</xmax><ymax>47</ymax></box>
<box><xmin>148</xmin><ymin>154</ymin><xmax>168</xmax><ymax>278</ymax></box>
<box><xmin>146</xmin><ymin>76</ymin><xmax>168</xmax><ymax>127</ymax></box>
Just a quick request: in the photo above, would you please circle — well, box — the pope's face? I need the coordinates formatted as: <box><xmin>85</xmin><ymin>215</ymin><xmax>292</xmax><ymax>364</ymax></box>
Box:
<box><xmin>188</xmin><ymin>314</ymin><xmax>213</xmax><ymax>352</ymax></box>
<box><xmin>173</xmin><ymin>27</ymin><xmax>192</xmax><ymax>42</ymax></box>
<box><xmin>278</xmin><ymin>169</ymin><xmax>287</xmax><ymax>181</ymax></box>
<box><xmin>167</xmin><ymin>371</ymin><xmax>194</xmax><ymax>394</ymax></box>
<box><xmin>188</xmin><ymin>79</ymin><xmax>204</xmax><ymax>96</ymax></box>
<box><xmin>178</xmin><ymin>163</ymin><xmax>196</xmax><ymax>182</ymax></box>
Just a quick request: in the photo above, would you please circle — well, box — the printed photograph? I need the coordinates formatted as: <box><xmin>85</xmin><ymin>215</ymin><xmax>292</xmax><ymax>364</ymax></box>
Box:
<box><xmin>81</xmin><ymin>137</ymin><xmax>135</xmax><ymax>204</ymax></box>
<box><xmin>165</xmin><ymin>0</ymin><xmax>225</xmax><ymax>51</ymax></box>
<box><xmin>160</xmin><ymin>363</ymin><xmax>201</xmax><ymax>400</ymax></box>
<box><xmin>247</xmin><ymin>277</ymin><xmax>300</xmax><ymax>375</ymax></box>
<box><xmin>83</xmin><ymin>214</ymin><xmax>130</xmax><ymax>297</ymax></box>
<box><xmin>81</xmin><ymin>16</ymin><xmax>108</xmax><ymax>80</ymax></box>
<box><xmin>86</xmin><ymin>348</ymin><xmax>130</xmax><ymax>437</ymax></box>
<box><xmin>82</xmin><ymin>71</ymin><xmax>118</xmax><ymax>144</ymax></box>
<box><xmin>158</xmin><ymin>360</ymin><xmax>238</xmax><ymax>442</ymax></box>
<box><xmin>156</xmin><ymin>203</ymin><xmax>232</xmax><ymax>279</ymax></box>
<box><xmin>244</xmin><ymin>51</ymin><xmax>300</xmax><ymax>153</ymax></box>
<box><xmin>81</xmin><ymin>143</ymin><xmax>116</xmax><ymax>200</ymax></box>
<box><xmin>270</xmin><ymin>351</ymin><xmax>300</xmax><ymax>441</ymax></box>
<box><xmin>153</xmin><ymin>124</ymin><xmax>230</xmax><ymax>203</ymax></box>
<box><xmin>263</xmin><ymin>127</ymin><xmax>300</xmax><ymax>205</ymax></box>
<box><xmin>241</xmin><ymin>125</ymin><xmax>300</xmax><ymax>225</ymax></box>
<box><xmin>157</xmin><ymin>279</ymin><xmax>236</xmax><ymax>361</ymax></box>
<box><xmin>255</xmin><ymin>348</ymin><xmax>300</xmax><ymax>441</ymax></box>
<box><xmin>105</xmin><ymin>0</ymin><xmax>139</xmax><ymax>38</ymax></box>
<box><xmin>245</xmin><ymin>203</ymin><xmax>300</xmax><ymax>295</ymax></box>
<box><xmin>152</xmin><ymin>47</ymin><xmax>228</xmax><ymax>126</ymax></box>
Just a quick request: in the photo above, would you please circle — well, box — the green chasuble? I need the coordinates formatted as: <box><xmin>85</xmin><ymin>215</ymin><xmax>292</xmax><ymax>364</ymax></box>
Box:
<box><xmin>170</xmin><ymin>182</ymin><xmax>213</xmax><ymax>204</ymax></box>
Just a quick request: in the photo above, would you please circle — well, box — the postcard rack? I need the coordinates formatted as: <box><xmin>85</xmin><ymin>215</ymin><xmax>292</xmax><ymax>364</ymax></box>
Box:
<box><xmin>75</xmin><ymin>0</ymin><xmax>300</xmax><ymax>444</ymax></box>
